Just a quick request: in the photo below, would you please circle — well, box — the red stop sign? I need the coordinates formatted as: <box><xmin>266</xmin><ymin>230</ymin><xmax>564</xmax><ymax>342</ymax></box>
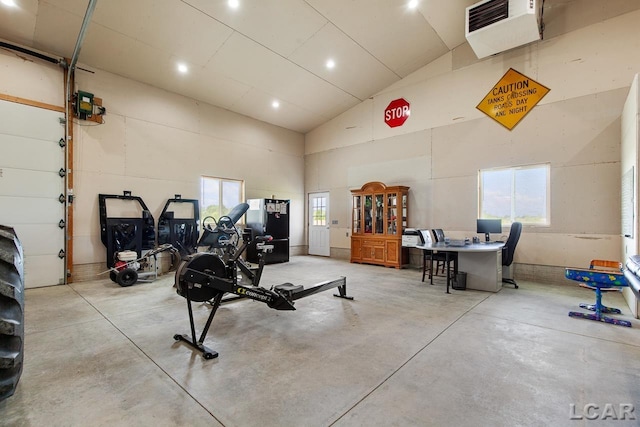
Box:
<box><xmin>384</xmin><ymin>98</ymin><xmax>410</xmax><ymax>128</ymax></box>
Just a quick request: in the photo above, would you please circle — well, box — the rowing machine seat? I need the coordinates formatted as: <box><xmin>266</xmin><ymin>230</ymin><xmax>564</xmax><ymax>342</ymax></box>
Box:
<box><xmin>274</xmin><ymin>283</ymin><xmax>304</xmax><ymax>299</ymax></box>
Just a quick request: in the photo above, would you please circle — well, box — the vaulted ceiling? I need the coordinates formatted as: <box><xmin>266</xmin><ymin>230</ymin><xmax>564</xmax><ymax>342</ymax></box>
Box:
<box><xmin>0</xmin><ymin>0</ymin><xmax>638</xmax><ymax>133</ymax></box>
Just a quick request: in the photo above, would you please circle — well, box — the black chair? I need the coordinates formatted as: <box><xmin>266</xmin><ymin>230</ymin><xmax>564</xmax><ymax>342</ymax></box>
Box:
<box><xmin>431</xmin><ymin>229</ymin><xmax>447</xmax><ymax>275</ymax></box>
<box><xmin>420</xmin><ymin>229</ymin><xmax>435</xmax><ymax>282</ymax></box>
<box><xmin>420</xmin><ymin>230</ymin><xmax>442</xmax><ymax>282</ymax></box>
<box><xmin>502</xmin><ymin>222</ymin><xmax>522</xmax><ymax>288</ymax></box>
<box><xmin>422</xmin><ymin>229</ymin><xmax>457</xmax><ymax>285</ymax></box>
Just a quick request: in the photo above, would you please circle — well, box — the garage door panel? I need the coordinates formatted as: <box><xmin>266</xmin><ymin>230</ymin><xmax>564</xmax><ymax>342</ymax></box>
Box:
<box><xmin>0</xmin><ymin>197</ymin><xmax>64</xmax><ymax>224</ymax></box>
<box><xmin>23</xmin><ymin>254</ymin><xmax>65</xmax><ymax>288</ymax></box>
<box><xmin>11</xmin><ymin>224</ymin><xmax>65</xmax><ymax>256</ymax></box>
<box><xmin>0</xmin><ymin>100</ymin><xmax>66</xmax><ymax>288</ymax></box>
<box><xmin>0</xmin><ymin>100</ymin><xmax>64</xmax><ymax>141</ymax></box>
<box><xmin>0</xmin><ymin>168</ymin><xmax>64</xmax><ymax>197</ymax></box>
<box><xmin>0</xmin><ymin>133</ymin><xmax>64</xmax><ymax>171</ymax></box>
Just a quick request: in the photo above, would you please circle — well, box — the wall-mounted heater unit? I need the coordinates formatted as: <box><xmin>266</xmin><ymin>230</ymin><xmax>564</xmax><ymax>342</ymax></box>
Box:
<box><xmin>465</xmin><ymin>0</ymin><xmax>543</xmax><ymax>59</ymax></box>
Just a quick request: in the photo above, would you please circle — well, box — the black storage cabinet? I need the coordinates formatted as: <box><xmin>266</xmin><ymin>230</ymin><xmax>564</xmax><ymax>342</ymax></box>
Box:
<box><xmin>246</xmin><ymin>198</ymin><xmax>290</xmax><ymax>264</ymax></box>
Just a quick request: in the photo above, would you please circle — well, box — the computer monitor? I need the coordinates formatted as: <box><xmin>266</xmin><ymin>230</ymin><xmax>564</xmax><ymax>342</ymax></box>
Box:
<box><xmin>476</xmin><ymin>218</ymin><xmax>502</xmax><ymax>242</ymax></box>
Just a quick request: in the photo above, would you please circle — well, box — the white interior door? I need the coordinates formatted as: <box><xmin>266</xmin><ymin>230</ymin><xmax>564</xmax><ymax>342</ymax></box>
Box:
<box><xmin>308</xmin><ymin>192</ymin><xmax>330</xmax><ymax>256</ymax></box>
<box><xmin>0</xmin><ymin>100</ymin><xmax>66</xmax><ymax>288</ymax></box>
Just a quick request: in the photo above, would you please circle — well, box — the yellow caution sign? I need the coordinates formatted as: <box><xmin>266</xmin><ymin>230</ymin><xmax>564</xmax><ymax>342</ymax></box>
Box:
<box><xmin>476</xmin><ymin>68</ymin><xmax>550</xmax><ymax>130</ymax></box>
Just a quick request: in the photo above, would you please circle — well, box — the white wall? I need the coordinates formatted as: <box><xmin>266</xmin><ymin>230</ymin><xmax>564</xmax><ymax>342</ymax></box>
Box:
<box><xmin>2</xmin><ymin>8</ymin><xmax>639</xmax><ymax>286</ymax></box>
<box><xmin>72</xmin><ymin>70</ymin><xmax>305</xmax><ymax>271</ymax></box>
<box><xmin>0</xmin><ymin>47</ymin><xmax>63</xmax><ymax>106</ymax></box>
<box><xmin>305</xmin><ymin>10</ymin><xmax>640</xmax><ymax>275</ymax></box>
<box><xmin>0</xmin><ymin>48</ymin><xmax>305</xmax><ymax>279</ymax></box>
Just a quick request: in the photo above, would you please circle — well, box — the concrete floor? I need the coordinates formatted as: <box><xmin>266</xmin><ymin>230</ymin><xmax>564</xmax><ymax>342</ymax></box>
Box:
<box><xmin>2</xmin><ymin>256</ymin><xmax>639</xmax><ymax>426</ymax></box>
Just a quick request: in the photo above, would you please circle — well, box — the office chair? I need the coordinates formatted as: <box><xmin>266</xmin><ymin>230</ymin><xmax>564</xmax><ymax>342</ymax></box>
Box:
<box><xmin>420</xmin><ymin>229</ymin><xmax>435</xmax><ymax>282</ymax></box>
<box><xmin>501</xmin><ymin>222</ymin><xmax>522</xmax><ymax>288</ymax></box>
<box><xmin>432</xmin><ymin>228</ymin><xmax>445</xmax><ymax>243</ymax></box>
<box><xmin>419</xmin><ymin>229</ymin><xmax>449</xmax><ymax>282</ymax></box>
<box><xmin>421</xmin><ymin>231</ymin><xmax>439</xmax><ymax>282</ymax></box>
<box><xmin>431</xmin><ymin>229</ymin><xmax>446</xmax><ymax>275</ymax></box>
<box><xmin>423</xmin><ymin>229</ymin><xmax>457</xmax><ymax>284</ymax></box>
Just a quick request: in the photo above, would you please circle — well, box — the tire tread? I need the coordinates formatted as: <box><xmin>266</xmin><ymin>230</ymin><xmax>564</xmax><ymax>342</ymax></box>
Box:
<box><xmin>0</xmin><ymin>226</ymin><xmax>24</xmax><ymax>401</ymax></box>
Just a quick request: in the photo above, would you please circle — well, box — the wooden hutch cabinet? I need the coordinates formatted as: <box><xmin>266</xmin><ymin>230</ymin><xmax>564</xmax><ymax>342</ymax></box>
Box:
<box><xmin>350</xmin><ymin>181</ymin><xmax>409</xmax><ymax>268</ymax></box>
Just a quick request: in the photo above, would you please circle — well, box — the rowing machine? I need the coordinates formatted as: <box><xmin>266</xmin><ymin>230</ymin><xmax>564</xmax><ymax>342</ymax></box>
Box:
<box><xmin>173</xmin><ymin>203</ymin><xmax>353</xmax><ymax>359</ymax></box>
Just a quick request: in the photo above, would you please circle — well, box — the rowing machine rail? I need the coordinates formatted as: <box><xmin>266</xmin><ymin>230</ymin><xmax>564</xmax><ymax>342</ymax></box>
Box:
<box><xmin>173</xmin><ymin>203</ymin><xmax>353</xmax><ymax>359</ymax></box>
<box><xmin>174</xmin><ymin>274</ymin><xmax>352</xmax><ymax>359</ymax></box>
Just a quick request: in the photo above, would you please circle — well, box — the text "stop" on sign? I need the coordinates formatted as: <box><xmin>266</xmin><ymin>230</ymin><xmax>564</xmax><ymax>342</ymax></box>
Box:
<box><xmin>384</xmin><ymin>98</ymin><xmax>410</xmax><ymax>128</ymax></box>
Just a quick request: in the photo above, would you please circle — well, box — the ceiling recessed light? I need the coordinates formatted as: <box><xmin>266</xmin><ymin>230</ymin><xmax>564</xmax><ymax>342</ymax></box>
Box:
<box><xmin>177</xmin><ymin>63</ymin><xmax>188</xmax><ymax>74</ymax></box>
<box><xmin>1</xmin><ymin>0</ymin><xmax>17</xmax><ymax>7</ymax></box>
<box><xmin>408</xmin><ymin>0</ymin><xmax>419</xmax><ymax>9</ymax></box>
<box><xmin>228</xmin><ymin>0</ymin><xmax>239</xmax><ymax>9</ymax></box>
<box><xmin>272</xmin><ymin>100</ymin><xmax>280</xmax><ymax>109</ymax></box>
<box><xmin>326</xmin><ymin>59</ymin><xmax>335</xmax><ymax>69</ymax></box>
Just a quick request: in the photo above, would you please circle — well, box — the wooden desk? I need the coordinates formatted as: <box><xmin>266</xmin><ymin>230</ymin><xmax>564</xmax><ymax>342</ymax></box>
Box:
<box><xmin>416</xmin><ymin>242</ymin><xmax>505</xmax><ymax>292</ymax></box>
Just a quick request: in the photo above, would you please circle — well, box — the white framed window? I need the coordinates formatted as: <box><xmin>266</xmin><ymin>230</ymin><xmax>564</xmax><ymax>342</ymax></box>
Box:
<box><xmin>200</xmin><ymin>176</ymin><xmax>244</xmax><ymax>223</ymax></box>
<box><xmin>312</xmin><ymin>196</ymin><xmax>327</xmax><ymax>226</ymax></box>
<box><xmin>479</xmin><ymin>163</ymin><xmax>550</xmax><ymax>226</ymax></box>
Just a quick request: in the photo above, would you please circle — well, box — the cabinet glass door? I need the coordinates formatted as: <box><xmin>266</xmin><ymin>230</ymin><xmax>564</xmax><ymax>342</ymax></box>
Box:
<box><xmin>402</xmin><ymin>194</ymin><xmax>408</xmax><ymax>230</ymax></box>
<box><xmin>364</xmin><ymin>195</ymin><xmax>373</xmax><ymax>233</ymax></box>
<box><xmin>387</xmin><ymin>192</ymin><xmax>397</xmax><ymax>235</ymax></box>
<box><xmin>375</xmin><ymin>194</ymin><xmax>384</xmax><ymax>234</ymax></box>
<box><xmin>353</xmin><ymin>195</ymin><xmax>361</xmax><ymax>234</ymax></box>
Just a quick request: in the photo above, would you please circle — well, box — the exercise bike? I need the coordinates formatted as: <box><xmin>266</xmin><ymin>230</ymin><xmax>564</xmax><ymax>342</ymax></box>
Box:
<box><xmin>173</xmin><ymin>202</ymin><xmax>353</xmax><ymax>359</ymax></box>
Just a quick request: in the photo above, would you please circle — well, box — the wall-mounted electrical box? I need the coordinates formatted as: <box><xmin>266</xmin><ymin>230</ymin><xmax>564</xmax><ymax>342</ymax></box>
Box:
<box><xmin>76</xmin><ymin>90</ymin><xmax>94</xmax><ymax>119</ymax></box>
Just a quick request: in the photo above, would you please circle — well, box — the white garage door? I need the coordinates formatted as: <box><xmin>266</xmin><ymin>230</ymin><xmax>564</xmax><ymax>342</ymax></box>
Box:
<box><xmin>0</xmin><ymin>99</ymin><xmax>66</xmax><ymax>288</ymax></box>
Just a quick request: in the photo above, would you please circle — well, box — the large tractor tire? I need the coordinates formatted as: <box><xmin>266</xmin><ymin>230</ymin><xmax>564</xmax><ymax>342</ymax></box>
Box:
<box><xmin>0</xmin><ymin>226</ymin><xmax>24</xmax><ymax>401</ymax></box>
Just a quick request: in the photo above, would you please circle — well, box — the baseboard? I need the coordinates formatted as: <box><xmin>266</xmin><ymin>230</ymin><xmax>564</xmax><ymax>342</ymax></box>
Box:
<box><xmin>330</xmin><ymin>247</ymin><xmax>350</xmax><ymax>260</ymax></box>
<box><xmin>514</xmin><ymin>263</ymin><xmax>570</xmax><ymax>286</ymax></box>
<box><xmin>70</xmin><ymin>253</ymin><xmax>576</xmax><ymax>288</ymax></box>
<box><xmin>290</xmin><ymin>245</ymin><xmax>306</xmax><ymax>256</ymax></box>
<box><xmin>71</xmin><ymin>262</ymin><xmax>106</xmax><ymax>283</ymax></box>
